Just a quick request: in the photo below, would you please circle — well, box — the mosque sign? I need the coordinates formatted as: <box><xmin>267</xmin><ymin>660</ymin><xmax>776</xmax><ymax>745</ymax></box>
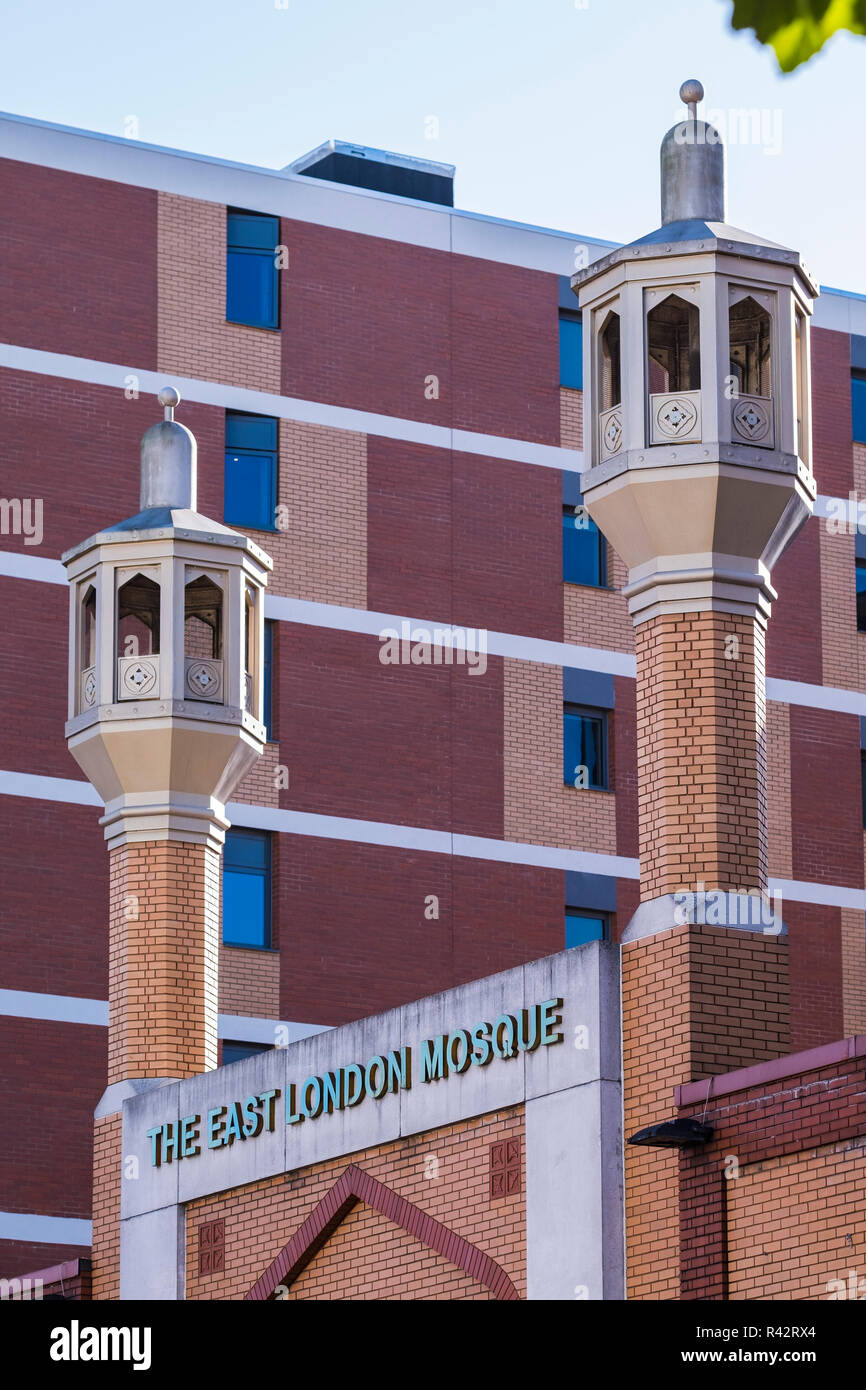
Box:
<box><xmin>145</xmin><ymin>997</ymin><xmax>564</xmax><ymax>1167</ymax></box>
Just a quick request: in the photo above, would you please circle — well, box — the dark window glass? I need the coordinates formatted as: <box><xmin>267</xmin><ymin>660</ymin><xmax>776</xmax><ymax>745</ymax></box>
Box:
<box><xmin>226</xmin><ymin>211</ymin><xmax>279</xmax><ymax>329</ymax></box>
<box><xmin>223</xmin><ymin>828</ymin><xmax>271</xmax><ymax>948</ymax></box>
<box><xmin>563</xmin><ymin>705</ymin><xmax>608</xmax><ymax>790</ymax></box>
<box><xmin>559</xmin><ymin>313</ymin><xmax>583</xmax><ymax>389</ymax></box>
<box><xmin>852</xmin><ymin>373</ymin><xmax>866</xmax><ymax>444</ymax></box>
<box><xmin>857</xmin><ymin>559</ymin><xmax>866</xmax><ymax>632</ymax></box>
<box><xmin>565</xmin><ymin>910</ymin><xmax>608</xmax><ymax>948</ymax></box>
<box><xmin>862</xmin><ymin>754</ymin><xmax>866</xmax><ymax>829</ymax></box>
<box><xmin>224</xmin><ymin>412</ymin><xmax>278</xmax><ymax>532</ymax></box>
<box><xmin>263</xmin><ymin>619</ymin><xmax>275</xmax><ymax>740</ymax></box>
<box><xmin>563</xmin><ymin>505</ymin><xmax>606</xmax><ymax>587</ymax></box>
<box><xmin>222</xmin><ymin>1040</ymin><xmax>273</xmax><ymax>1067</ymax></box>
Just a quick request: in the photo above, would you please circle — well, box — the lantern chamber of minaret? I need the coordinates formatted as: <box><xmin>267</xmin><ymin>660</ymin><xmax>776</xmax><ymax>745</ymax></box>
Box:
<box><xmin>574</xmin><ymin>80</ymin><xmax>817</xmax><ymax>627</ymax></box>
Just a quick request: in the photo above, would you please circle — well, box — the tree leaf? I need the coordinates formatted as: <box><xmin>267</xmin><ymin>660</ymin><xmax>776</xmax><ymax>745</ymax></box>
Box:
<box><xmin>729</xmin><ymin>0</ymin><xmax>866</xmax><ymax>71</ymax></box>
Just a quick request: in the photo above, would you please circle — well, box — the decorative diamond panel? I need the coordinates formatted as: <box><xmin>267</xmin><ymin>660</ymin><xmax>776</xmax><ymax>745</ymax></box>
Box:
<box><xmin>599</xmin><ymin>405</ymin><xmax>623</xmax><ymax>459</ymax></box>
<box><xmin>185</xmin><ymin>657</ymin><xmax>224</xmax><ymax>702</ymax></box>
<box><xmin>732</xmin><ymin>393</ymin><xmax>774</xmax><ymax>448</ymax></box>
<box><xmin>489</xmin><ymin>1137</ymin><xmax>521</xmax><ymax>1200</ymax></box>
<box><xmin>117</xmin><ymin>655</ymin><xmax>159</xmax><ymax>701</ymax></box>
<box><xmin>81</xmin><ymin>665</ymin><xmax>96</xmax><ymax>709</ymax></box>
<box><xmin>649</xmin><ymin>390</ymin><xmax>701</xmax><ymax>445</ymax></box>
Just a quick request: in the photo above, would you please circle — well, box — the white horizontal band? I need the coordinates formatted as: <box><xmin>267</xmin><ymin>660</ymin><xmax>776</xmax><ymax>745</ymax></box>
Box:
<box><xmin>0</xmin><ymin>1211</ymin><xmax>92</xmax><ymax>1247</ymax></box>
<box><xmin>0</xmin><ymin>767</ymin><xmax>862</xmax><ymax>909</ymax></box>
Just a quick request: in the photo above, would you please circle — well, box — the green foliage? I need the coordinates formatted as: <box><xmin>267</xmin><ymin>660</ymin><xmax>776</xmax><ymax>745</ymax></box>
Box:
<box><xmin>730</xmin><ymin>0</ymin><xmax>866</xmax><ymax>71</ymax></box>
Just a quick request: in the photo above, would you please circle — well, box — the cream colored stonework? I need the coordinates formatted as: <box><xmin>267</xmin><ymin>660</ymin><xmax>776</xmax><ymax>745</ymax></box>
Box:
<box><xmin>503</xmin><ymin>658</ymin><xmax>616</xmax><ymax>853</ymax></box>
<box><xmin>157</xmin><ymin>193</ymin><xmax>281</xmax><ymax>392</ymax></box>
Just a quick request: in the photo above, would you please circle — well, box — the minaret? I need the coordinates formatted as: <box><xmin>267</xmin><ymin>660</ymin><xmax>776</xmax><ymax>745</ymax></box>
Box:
<box><xmin>63</xmin><ymin>389</ymin><xmax>272</xmax><ymax>1299</ymax></box>
<box><xmin>573</xmin><ymin>82</ymin><xmax>817</xmax><ymax>1299</ymax></box>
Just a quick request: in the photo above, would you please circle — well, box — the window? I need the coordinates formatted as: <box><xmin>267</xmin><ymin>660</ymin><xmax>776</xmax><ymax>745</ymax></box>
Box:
<box><xmin>225</xmin><ymin>412</ymin><xmax>278</xmax><ymax>532</ymax></box>
<box><xmin>857</xmin><ymin>559</ymin><xmax>866</xmax><ymax>632</ymax></box>
<box><xmin>563</xmin><ymin>504</ymin><xmax>606</xmax><ymax>587</ymax></box>
<box><xmin>729</xmin><ymin>296</ymin><xmax>771</xmax><ymax>398</ymax></box>
<box><xmin>263</xmin><ymin>619</ymin><xmax>275</xmax><ymax>739</ymax></box>
<box><xmin>599</xmin><ymin>310</ymin><xmax>621</xmax><ymax>410</ymax></box>
<box><xmin>647</xmin><ymin>293</ymin><xmax>700</xmax><ymax>393</ymax></box>
<box><xmin>221</xmin><ymin>1040</ymin><xmax>273</xmax><ymax>1067</ymax></box>
<box><xmin>559</xmin><ymin>311</ymin><xmax>583</xmax><ymax>389</ymax></box>
<box><xmin>226</xmin><ymin>210</ymin><xmax>279</xmax><ymax>329</ymax></box>
<box><xmin>563</xmin><ymin>705</ymin><xmax>608</xmax><ymax>789</ymax></box>
<box><xmin>862</xmin><ymin>754</ymin><xmax>866</xmax><ymax>829</ymax></box>
<box><xmin>565</xmin><ymin>909</ymin><xmax>609</xmax><ymax>948</ymax></box>
<box><xmin>853</xmin><ymin>372</ymin><xmax>866</xmax><ymax>444</ymax></box>
<box><xmin>223</xmin><ymin>828</ymin><xmax>271</xmax><ymax>948</ymax></box>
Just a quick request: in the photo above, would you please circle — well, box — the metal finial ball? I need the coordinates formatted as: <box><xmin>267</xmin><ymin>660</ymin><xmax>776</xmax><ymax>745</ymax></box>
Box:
<box><xmin>158</xmin><ymin>386</ymin><xmax>180</xmax><ymax>409</ymax></box>
<box><xmin>679</xmin><ymin>79</ymin><xmax>704</xmax><ymax>107</ymax></box>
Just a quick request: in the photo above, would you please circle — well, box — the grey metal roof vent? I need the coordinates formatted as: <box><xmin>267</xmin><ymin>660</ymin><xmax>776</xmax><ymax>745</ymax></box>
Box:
<box><xmin>285</xmin><ymin>140</ymin><xmax>455</xmax><ymax>207</ymax></box>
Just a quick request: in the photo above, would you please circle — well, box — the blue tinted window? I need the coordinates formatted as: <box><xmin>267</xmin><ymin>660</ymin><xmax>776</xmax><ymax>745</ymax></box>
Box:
<box><xmin>853</xmin><ymin>375</ymin><xmax>866</xmax><ymax>443</ymax></box>
<box><xmin>222</xmin><ymin>1041</ymin><xmax>273</xmax><ymax>1066</ymax></box>
<box><xmin>563</xmin><ymin>506</ymin><xmax>605</xmax><ymax>586</ymax></box>
<box><xmin>263</xmin><ymin>619</ymin><xmax>275</xmax><ymax>740</ymax></box>
<box><xmin>564</xmin><ymin>705</ymin><xmax>607</xmax><ymax>789</ymax></box>
<box><xmin>224</xmin><ymin>412</ymin><xmax>278</xmax><ymax>532</ymax></box>
<box><xmin>223</xmin><ymin>828</ymin><xmax>271</xmax><ymax>947</ymax></box>
<box><xmin>559</xmin><ymin>313</ymin><xmax>583</xmax><ymax>389</ymax></box>
<box><xmin>565</xmin><ymin>910</ymin><xmax>607</xmax><ymax>948</ymax></box>
<box><xmin>857</xmin><ymin>559</ymin><xmax>866</xmax><ymax>632</ymax></box>
<box><xmin>226</xmin><ymin>211</ymin><xmax>279</xmax><ymax>329</ymax></box>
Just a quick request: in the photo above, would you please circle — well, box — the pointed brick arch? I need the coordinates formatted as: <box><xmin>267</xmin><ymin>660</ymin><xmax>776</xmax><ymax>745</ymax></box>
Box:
<box><xmin>245</xmin><ymin>1163</ymin><xmax>520</xmax><ymax>1301</ymax></box>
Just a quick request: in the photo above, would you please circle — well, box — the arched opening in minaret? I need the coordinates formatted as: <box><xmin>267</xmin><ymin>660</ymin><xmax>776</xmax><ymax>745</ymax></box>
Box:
<box><xmin>729</xmin><ymin>295</ymin><xmax>771</xmax><ymax>398</ymax></box>
<box><xmin>184</xmin><ymin>576</ymin><xmax>223</xmax><ymax>660</ymax></box>
<box><xmin>80</xmin><ymin>584</ymin><xmax>96</xmax><ymax>670</ymax></box>
<box><xmin>647</xmin><ymin>293</ymin><xmax>701</xmax><ymax>394</ymax></box>
<box><xmin>117</xmin><ymin>573</ymin><xmax>160</xmax><ymax>657</ymax></box>
<box><xmin>599</xmin><ymin>310</ymin><xmax>621</xmax><ymax>410</ymax></box>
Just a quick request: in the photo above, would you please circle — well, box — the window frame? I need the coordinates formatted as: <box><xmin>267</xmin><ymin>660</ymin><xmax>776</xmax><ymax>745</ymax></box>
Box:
<box><xmin>565</xmin><ymin>908</ymin><xmax>610</xmax><ymax>948</ymax></box>
<box><xmin>226</xmin><ymin>209</ymin><xmax>280</xmax><ymax>330</ymax></box>
<box><xmin>562</xmin><ymin>503</ymin><xmax>607</xmax><ymax>589</ymax></box>
<box><xmin>563</xmin><ymin>703</ymin><xmax>609</xmax><ymax>791</ymax></box>
<box><xmin>852</xmin><ymin>370</ymin><xmax>866</xmax><ymax>445</ymax></box>
<box><xmin>222</xmin><ymin>827</ymin><xmax>272</xmax><ymax>950</ymax></box>
<box><xmin>224</xmin><ymin>410</ymin><xmax>279</xmax><ymax>533</ymax></box>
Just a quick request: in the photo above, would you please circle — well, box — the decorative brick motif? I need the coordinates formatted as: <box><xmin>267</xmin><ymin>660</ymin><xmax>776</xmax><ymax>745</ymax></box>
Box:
<box><xmin>157</xmin><ymin>193</ymin><xmax>281</xmax><ymax>392</ymax></box>
<box><xmin>489</xmin><ymin>1137</ymin><xmax>521</xmax><ymax>1199</ymax></box>
<box><xmin>503</xmin><ymin>658</ymin><xmax>616</xmax><ymax>853</ymax></box>
<box><xmin>107</xmin><ymin>839</ymin><xmax>220</xmax><ymax>1081</ymax></box>
<box><xmin>635</xmin><ymin>612</ymin><xmax>767</xmax><ymax>899</ymax></box>
<box><xmin>199</xmin><ymin>1220</ymin><xmax>225</xmax><ymax>1276</ymax></box>
<box><xmin>186</xmin><ymin>1107</ymin><xmax>526</xmax><ymax>1301</ymax></box>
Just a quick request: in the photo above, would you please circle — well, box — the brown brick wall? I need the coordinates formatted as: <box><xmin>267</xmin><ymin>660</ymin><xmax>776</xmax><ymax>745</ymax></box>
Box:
<box><xmin>841</xmin><ymin>909</ymin><xmax>866</xmax><ymax>1036</ymax></box>
<box><xmin>91</xmin><ymin>1114</ymin><xmax>120</xmax><ymax>1301</ymax></box>
<box><xmin>186</xmin><ymin>1107</ymin><xmax>525</xmax><ymax>1300</ymax></box>
<box><xmin>819</xmin><ymin>524</ymin><xmax>858</xmax><ymax>689</ymax></box>
<box><xmin>635</xmin><ymin>612</ymin><xmax>767</xmax><ymax>899</ymax></box>
<box><xmin>157</xmin><ymin>193</ymin><xmax>281</xmax><ymax>392</ymax></box>
<box><xmin>218</xmin><ymin>945</ymin><xmax>280</xmax><ymax>1020</ymax></box>
<box><xmin>107</xmin><ymin>839</ymin><xmax>220</xmax><ymax>1081</ymax></box>
<box><xmin>503</xmin><ymin>658</ymin><xmax>616</xmax><ymax>852</ymax></box>
<box><xmin>559</xmin><ymin>387</ymin><xmax>583</xmax><ymax>450</ymax></box>
<box><xmin>766</xmin><ymin>700</ymin><xmax>793</xmax><ymax>879</ymax></box>
<box><xmin>233</xmin><ymin>741</ymin><xmax>282</xmax><ymax>808</ymax></box>
<box><xmin>622</xmin><ymin>924</ymin><xmax>789</xmax><ymax>1300</ymax></box>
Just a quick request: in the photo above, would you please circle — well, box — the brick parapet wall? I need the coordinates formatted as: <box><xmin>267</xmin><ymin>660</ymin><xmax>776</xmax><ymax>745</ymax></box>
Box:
<box><xmin>186</xmin><ymin>1107</ymin><xmax>525</xmax><ymax>1301</ymax></box>
<box><xmin>679</xmin><ymin>1050</ymin><xmax>866</xmax><ymax>1300</ymax></box>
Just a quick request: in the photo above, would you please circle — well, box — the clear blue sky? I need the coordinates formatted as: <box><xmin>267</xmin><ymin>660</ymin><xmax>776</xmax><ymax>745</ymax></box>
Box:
<box><xmin>2</xmin><ymin>0</ymin><xmax>864</xmax><ymax>291</ymax></box>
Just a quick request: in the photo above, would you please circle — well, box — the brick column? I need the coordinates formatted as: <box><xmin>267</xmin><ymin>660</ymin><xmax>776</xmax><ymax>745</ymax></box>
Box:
<box><xmin>635</xmin><ymin>611</ymin><xmax>767</xmax><ymax>900</ymax></box>
<box><xmin>107</xmin><ymin>840</ymin><xmax>220</xmax><ymax>1082</ymax></box>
